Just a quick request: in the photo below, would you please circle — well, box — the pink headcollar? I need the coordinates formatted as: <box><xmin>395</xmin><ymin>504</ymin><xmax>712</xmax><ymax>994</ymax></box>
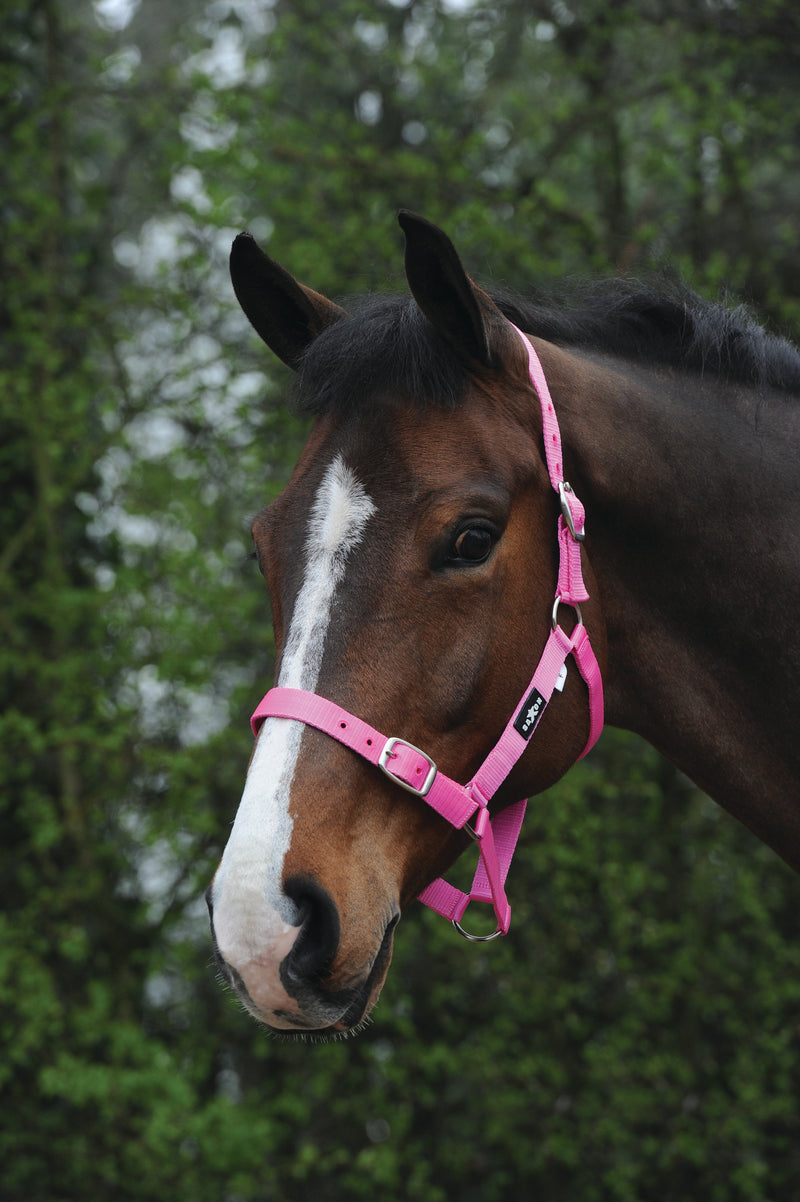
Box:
<box><xmin>250</xmin><ymin>326</ymin><xmax>603</xmax><ymax>940</ymax></box>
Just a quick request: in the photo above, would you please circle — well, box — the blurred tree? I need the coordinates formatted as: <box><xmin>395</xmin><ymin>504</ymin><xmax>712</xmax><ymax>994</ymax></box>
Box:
<box><xmin>0</xmin><ymin>2</ymin><xmax>295</xmax><ymax>1195</ymax></box>
<box><xmin>2</xmin><ymin>0</ymin><xmax>799</xmax><ymax>1199</ymax></box>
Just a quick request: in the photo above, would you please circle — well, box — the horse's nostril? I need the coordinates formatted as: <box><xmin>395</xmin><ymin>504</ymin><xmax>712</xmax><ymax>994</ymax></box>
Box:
<box><xmin>281</xmin><ymin>876</ymin><xmax>341</xmax><ymax>985</ymax></box>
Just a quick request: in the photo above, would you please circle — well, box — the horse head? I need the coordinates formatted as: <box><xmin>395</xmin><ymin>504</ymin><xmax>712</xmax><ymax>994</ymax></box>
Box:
<box><xmin>207</xmin><ymin>213</ymin><xmax>606</xmax><ymax>1035</ymax></box>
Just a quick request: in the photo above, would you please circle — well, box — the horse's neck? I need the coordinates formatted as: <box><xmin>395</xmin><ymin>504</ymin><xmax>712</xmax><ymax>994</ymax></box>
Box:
<box><xmin>554</xmin><ymin>345</ymin><xmax>800</xmax><ymax>866</ymax></box>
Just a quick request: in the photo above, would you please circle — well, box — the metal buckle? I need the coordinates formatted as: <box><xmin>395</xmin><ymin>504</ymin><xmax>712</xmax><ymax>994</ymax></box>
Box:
<box><xmin>378</xmin><ymin>737</ymin><xmax>437</xmax><ymax>797</ymax></box>
<box><xmin>558</xmin><ymin>481</ymin><xmax>585</xmax><ymax>542</ymax></box>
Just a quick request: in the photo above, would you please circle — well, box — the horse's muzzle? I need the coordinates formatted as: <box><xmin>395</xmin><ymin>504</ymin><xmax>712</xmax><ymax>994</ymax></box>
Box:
<box><xmin>208</xmin><ymin>877</ymin><xmax>398</xmax><ymax>1034</ymax></box>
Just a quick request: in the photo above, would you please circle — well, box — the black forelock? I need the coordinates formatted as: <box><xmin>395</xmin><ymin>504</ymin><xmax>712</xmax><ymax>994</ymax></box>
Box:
<box><xmin>290</xmin><ymin>278</ymin><xmax>800</xmax><ymax>416</ymax></box>
<box><xmin>293</xmin><ymin>294</ymin><xmax>473</xmax><ymax>415</ymax></box>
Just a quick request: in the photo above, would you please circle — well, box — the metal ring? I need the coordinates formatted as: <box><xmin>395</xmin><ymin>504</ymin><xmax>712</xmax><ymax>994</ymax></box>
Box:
<box><xmin>452</xmin><ymin>919</ymin><xmax>504</xmax><ymax>943</ymax></box>
<box><xmin>551</xmin><ymin>595</ymin><xmax>583</xmax><ymax>631</ymax></box>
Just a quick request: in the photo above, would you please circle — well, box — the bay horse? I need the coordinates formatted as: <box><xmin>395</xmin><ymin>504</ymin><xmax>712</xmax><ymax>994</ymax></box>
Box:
<box><xmin>207</xmin><ymin>211</ymin><xmax>800</xmax><ymax>1037</ymax></box>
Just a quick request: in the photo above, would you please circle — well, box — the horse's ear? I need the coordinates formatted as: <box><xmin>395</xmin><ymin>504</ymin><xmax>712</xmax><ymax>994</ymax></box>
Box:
<box><xmin>398</xmin><ymin>210</ymin><xmax>507</xmax><ymax>369</ymax></box>
<box><xmin>229</xmin><ymin>233</ymin><xmax>346</xmax><ymax>370</ymax></box>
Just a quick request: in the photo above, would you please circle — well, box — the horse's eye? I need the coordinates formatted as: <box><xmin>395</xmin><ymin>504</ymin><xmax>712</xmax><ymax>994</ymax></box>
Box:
<box><xmin>450</xmin><ymin>525</ymin><xmax>495</xmax><ymax>565</ymax></box>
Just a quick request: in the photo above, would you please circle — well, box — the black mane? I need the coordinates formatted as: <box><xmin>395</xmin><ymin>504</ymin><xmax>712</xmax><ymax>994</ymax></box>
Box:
<box><xmin>294</xmin><ymin>279</ymin><xmax>800</xmax><ymax>415</ymax></box>
<box><xmin>499</xmin><ymin>281</ymin><xmax>800</xmax><ymax>394</ymax></box>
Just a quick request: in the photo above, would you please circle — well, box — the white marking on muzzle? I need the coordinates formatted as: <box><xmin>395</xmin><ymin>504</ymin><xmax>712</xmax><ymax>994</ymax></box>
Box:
<box><xmin>211</xmin><ymin>455</ymin><xmax>375</xmax><ymax>1022</ymax></box>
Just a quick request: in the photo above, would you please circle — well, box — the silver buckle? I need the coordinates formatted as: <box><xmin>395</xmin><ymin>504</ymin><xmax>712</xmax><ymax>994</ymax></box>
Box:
<box><xmin>558</xmin><ymin>481</ymin><xmax>585</xmax><ymax>542</ymax></box>
<box><xmin>378</xmin><ymin>737</ymin><xmax>437</xmax><ymax>797</ymax></box>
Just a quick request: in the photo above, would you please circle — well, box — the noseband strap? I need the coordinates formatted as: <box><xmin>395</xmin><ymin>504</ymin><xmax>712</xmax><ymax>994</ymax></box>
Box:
<box><xmin>250</xmin><ymin>325</ymin><xmax>603</xmax><ymax>939</ymax></box>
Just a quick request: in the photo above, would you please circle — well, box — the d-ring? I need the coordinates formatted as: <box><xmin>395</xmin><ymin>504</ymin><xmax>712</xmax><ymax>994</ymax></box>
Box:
<box><xmin>552</xmin><ymin>595</ymin><xmax>583</xmax><ymax>631</ymax></box>
<box><xmin>452</xmin><ymin>919</ymin><xmax>504</xmax><ymax>943</ymax></box>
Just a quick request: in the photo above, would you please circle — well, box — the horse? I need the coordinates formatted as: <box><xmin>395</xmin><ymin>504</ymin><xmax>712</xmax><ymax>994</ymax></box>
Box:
<box><xmin>206</xmin><ymin>211</ymin><xmax>800</xmax><ymax>1038</ymax></box>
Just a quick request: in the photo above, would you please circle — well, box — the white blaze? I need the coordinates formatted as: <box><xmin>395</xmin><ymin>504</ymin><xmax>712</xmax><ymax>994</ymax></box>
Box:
<box><xmin>211</xmin><ymin>455</ymin><xmax>375</xmax><ymax>1019</ymax></box>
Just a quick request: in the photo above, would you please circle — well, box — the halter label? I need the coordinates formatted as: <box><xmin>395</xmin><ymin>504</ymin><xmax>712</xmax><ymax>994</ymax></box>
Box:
<box><xmin>513</xmin><ymin>687</ymin><xmax>547</xmax><ymax>740</ymax></box>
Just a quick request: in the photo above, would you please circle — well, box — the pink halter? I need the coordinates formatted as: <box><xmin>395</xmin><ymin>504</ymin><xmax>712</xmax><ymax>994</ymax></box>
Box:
<box><xmin>250</xmin><ymin>326</ymin><xmax>604</xmax><ymax>940</ymax></box>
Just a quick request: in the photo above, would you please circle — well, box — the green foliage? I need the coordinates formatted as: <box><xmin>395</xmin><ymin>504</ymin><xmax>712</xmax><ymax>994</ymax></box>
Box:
<box><xmin>2</xmin><ymin>1</ymin><xmax>800</xmax><ymax>1199</ymax></box>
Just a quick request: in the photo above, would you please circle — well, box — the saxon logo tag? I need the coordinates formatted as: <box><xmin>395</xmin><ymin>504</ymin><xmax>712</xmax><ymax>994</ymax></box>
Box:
<box><xmin>513</xmin><ymin>687</ymin><xmax>547</xmax><ymax>740</ymax></box>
